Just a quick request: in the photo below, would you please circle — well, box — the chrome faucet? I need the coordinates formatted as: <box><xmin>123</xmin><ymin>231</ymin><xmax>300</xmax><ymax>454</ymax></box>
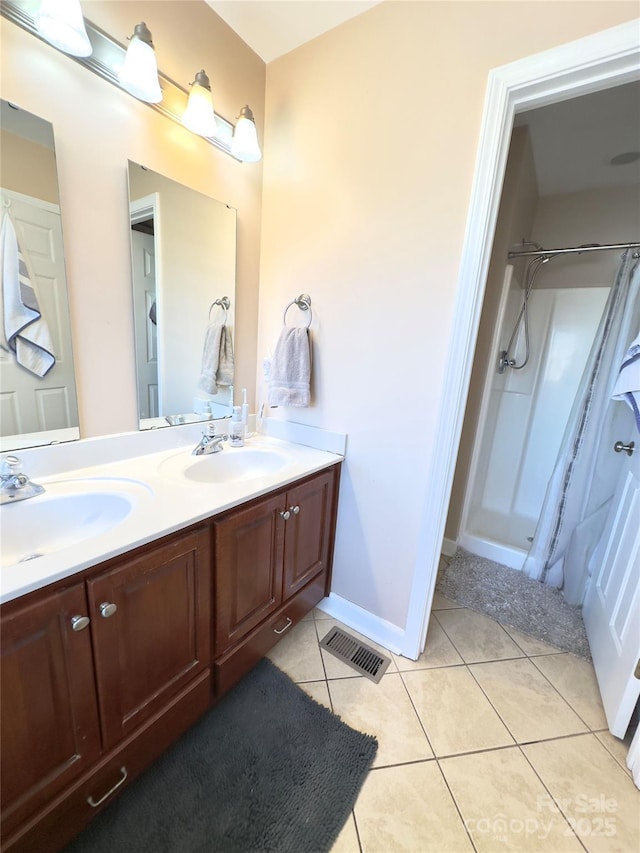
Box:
<box><xmin>192</xmin><ymin>426</ymin><xmax>227</xmax><ymax>456</ymax></box>
<box><xmin>0</xmin><ymin>455</ymin><xmax>45</xmax><ymax>504</ymax></box>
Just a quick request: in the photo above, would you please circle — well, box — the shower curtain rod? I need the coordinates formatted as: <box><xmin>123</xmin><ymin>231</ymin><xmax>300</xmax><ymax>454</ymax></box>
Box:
<box><xmin>508</xmin><ymin>241</ymin><xmax>640</xmax><ymax>259</ymax></box>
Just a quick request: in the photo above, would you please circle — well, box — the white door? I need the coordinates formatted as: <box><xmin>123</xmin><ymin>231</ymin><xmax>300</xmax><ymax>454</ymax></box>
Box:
<box><xmin>0</xmin><ymin>190</ymin><xmax>78</xmax><ymax>438</ymax></box>
<box><xmin>130</xmin><ymin>229</ymin><xmax>158</xmax><ymax>420</ymax></box>
<box><xmin>583</xmin><ymin>413</ymin><xmax>640</xmax><ymax>738</ymax></box>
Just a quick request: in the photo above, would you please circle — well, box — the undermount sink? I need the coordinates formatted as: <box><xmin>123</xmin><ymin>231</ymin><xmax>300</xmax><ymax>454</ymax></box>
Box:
<box><xmin>159</xmin><ymin>446</ymin><xmax>289</xmax><ymax>485</ymax></box>
<box><xmin>0</xmin><ymin>478</ymin><xmax>151</xmax><ymax>569</ymax></box>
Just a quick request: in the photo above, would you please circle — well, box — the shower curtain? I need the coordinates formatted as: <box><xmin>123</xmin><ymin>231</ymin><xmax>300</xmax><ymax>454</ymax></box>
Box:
<box><xmin>523</xmin><ymin>249</ymin><xmax>640</xmax><ymax>604</ymax></box>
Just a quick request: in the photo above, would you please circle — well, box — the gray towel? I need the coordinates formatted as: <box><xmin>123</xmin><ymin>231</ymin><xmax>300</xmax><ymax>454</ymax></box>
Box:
<box><xmin>267</xmin><ymin>326</ymin><xmax>311</xmax><ymax>407</ymax></box>
<box><xmin>197</xmin><ymin>323</ymin><xmax>234</xmax><ymax>394</ymax></box>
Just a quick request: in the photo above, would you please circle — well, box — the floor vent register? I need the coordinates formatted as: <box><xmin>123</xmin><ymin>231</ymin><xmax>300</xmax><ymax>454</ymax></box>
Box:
<box><xmin>319</xmin><ymin>627</ymin><xmax>391</xmax><ymax>683</ymax></box>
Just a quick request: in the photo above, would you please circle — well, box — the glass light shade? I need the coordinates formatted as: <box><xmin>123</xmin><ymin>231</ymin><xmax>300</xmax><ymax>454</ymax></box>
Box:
<box><xmin>35</xmin><ymin>0</ymin><xmax>92</xmax><ymax>57</ymax></box>
<box><xmin>118</xmin><ymin>24</ymin><xmax>162</xmax><ymax>104</ymax></box>
<box><xmin>231</xmin><ymin>106</ymin><xmax>262</xmax><ymax>163</ymax></box>
<box><xmin>182</xmin><ymin>71</ymin><xmax>217</xmax><ymax>137</ymax></box>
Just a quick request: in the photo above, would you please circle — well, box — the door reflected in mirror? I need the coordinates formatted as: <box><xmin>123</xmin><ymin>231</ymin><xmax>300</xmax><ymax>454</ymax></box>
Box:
<box><xmin>0</xmin><ymin>100</ymin><xmax>79</xmax><ymax>451</ymax></box>
<box><xmin>127</xmin><ymin>162</ymin><xmax>237</xmax><ymax>430</ymax></box>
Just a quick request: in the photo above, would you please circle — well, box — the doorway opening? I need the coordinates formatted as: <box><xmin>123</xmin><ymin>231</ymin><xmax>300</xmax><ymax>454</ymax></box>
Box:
<box><xmin>445</xmin><ymin>80</ymin><xmax>640</xmax><ymax>599</ymax></box>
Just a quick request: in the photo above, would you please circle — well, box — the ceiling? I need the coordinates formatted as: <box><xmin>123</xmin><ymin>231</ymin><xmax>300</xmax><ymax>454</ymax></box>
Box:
<box><xmin>515</xmin><ymin>80</ymin><xmax>640</xmax><ymax>196</ymax></box>
<box><xmin>206</xmin><ymin>1</ymin><xmax>382</xmax><ymax>64</ymax></box>
<box><xmin>204</xmin><ymin>2</ymin><xmax>639</xmax><ymax>197</ymax></box>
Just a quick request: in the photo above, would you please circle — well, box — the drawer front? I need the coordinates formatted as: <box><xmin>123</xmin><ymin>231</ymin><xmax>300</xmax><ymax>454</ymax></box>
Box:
<box><xmin>3</xmin><ymin>671</ymin><xmax>211</xmax><ymax>853</ymax></box>
<box><xmin>214</xmin><ymin>572</ymin><xmax>326</xmax><ymax>697</ymax></box>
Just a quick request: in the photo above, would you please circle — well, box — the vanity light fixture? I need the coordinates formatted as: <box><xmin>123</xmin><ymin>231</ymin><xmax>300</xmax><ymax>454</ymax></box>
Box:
<box><xmin>118</xmin><ymin>22</ymin><xmax>162</xmax><ymax>104</ymax></box>
<box><xmin>182</xmin><ymin>70</ymin><xmax>217</xmax><ymax>138</ymax></box>
<box><xmin>34</xmin><ymin>0</ymin><xmax>91</xmax><ymax>57</ymax></box>
<box><xmin>231</xmin><ymin>105</ymin><xmax>262</xmax><ymax>163</ymax></box>
<box><xmin>1</xmin><ymin>1</ymin><xmax>257</xmax><ymax>161</ymax></box>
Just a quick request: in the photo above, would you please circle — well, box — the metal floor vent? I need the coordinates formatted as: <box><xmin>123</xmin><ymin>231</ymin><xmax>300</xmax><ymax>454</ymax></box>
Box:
<box><xmin>319</xmin><ymin>627</ymin><xmax>391</xmax><ymax>683</ymax></box>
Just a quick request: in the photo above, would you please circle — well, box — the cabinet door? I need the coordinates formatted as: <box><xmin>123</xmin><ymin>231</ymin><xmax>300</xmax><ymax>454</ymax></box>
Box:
<box><xmin>215</xmin><ymin>492</ymin><xmax>285</xmax><ymax>654</ymax></box>
<box><xmin>283</xmin><ymin>469</ymin><xmax>336</xmax><ymax>599</ymax></box>
<box><xmin>87</xmin><ymin>527</ymin><xmax>211</xmax><ymax>750</ymax></box>
<box><xmin>1</xmin><ymin>583</ymin><xmax>101</xmax><ymax>835</ymax></box>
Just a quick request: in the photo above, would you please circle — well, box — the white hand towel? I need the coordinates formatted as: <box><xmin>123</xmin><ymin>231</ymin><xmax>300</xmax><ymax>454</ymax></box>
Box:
<box><xmin>611</xmin><ymin>330</ymin><xmax>640</xmax><ymax>432</ymax></box>
<box><xmin>197</xmin><ymin>323</ymin><xmax>234</xmax><ymax>394</ymax></box>
<box><xmin>0</xmin><ymin>213</ymin><xmax>55</xmax><ymax>377</ymax></box>
<box><xmin>267</xmin><ymin>326</ymin><xmax>311</xmax><ymax>407</ymax></box>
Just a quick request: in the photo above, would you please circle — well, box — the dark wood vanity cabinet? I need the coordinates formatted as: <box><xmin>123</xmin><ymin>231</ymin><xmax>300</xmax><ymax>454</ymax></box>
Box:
<box><xmin>0</xmin><ymin>584</ymin><xmax>102</xmax><ymax>840</ymax></box>
<box><xmin>0</xmin><ymin>463</ymin><xmax>340</xmax><ymax>853</ymax></box>
<box><xmin>87</xmin><ymin>527</ymin><xmax>211</xmax><ymax>749</ymax></box>
<box><xmin>1</xmin><ymin>526</ymin><xmax>212</xmax><ymax>853</ymax></box>
<box><xmin>214</xmin><ymin>467</ymin><xmax>338</xmax><ymax>692</ymax></box>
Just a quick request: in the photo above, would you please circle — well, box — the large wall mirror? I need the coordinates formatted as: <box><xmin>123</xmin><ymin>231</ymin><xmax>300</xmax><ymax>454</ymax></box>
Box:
<box><xmin>0</xmin><ymin>100</ymin><xmax>79</xmax><ymax>451</ymax></box>
<box><xmin>127</xmin><ymin>161</ymin><xmax>237</xmax><ymax>430</ymax></box>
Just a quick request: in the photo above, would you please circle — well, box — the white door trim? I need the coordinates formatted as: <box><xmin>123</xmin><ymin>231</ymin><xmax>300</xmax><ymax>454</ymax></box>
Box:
<box><xmin>402</xmin><ymin>19</ymin><xmax>640</xmax><ymax>660</ymax></box>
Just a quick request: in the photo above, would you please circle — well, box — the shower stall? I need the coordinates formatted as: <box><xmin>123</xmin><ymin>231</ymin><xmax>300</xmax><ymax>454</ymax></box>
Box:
<box><xmin>458</xmin><ymin>241</ymin><xmax>639</xmax><ymax>590</ymax></box>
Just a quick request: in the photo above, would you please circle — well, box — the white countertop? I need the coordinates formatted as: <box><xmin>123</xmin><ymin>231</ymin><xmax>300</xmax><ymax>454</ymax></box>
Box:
<box><xmin>0</xmin><ymin>430</ymin><xmax>343</xmax><ymax>605</ymax></box>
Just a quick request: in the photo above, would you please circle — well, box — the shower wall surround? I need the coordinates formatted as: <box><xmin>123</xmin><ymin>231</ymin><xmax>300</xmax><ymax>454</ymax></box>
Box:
<box><xmin>457</xmin><ymin>183</ymin><xmax>640</xmax><ymax>572</ymax></box>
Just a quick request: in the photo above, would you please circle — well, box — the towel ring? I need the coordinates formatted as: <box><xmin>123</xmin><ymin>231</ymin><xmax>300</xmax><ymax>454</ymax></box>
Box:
<box><xmin>283</xmin><ymin>293</ymin><xmax>312</xmax><ymax>329</ymax></box>
<box><xmin>209</xmin><ymin>296</ymin><xmax>230</xmax><ymax>323</ymax></box>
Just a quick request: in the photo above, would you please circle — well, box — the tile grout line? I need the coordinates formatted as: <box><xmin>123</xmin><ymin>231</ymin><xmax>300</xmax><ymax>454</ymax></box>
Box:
<box><xmin>395</xmin><ymin>663</ymin><xmax>480</xmax><ymax>851</ymax></box>
<box><xmin>433</xmin><ymin>608</ymin><xmax>532</xmax><ymax>665</ymax></box>
<box><xmin>526</xmin><ymin>653</ymin><xmax>607</xmax><ymax>734</ymax></box>
<box><xmin>515</xmin><ymin>741</ymin><xmax>589</xmax><ymax>852</ymax></box>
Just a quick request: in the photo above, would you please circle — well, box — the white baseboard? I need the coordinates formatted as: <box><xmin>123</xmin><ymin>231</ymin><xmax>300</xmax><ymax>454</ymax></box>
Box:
<box><xmin>315</xmin><ymin>593</ymin><xmax>406</xmax><ymax>657</ymax></box>
<box><xmin>441</xmin><ymin>537</ymin><xmax>458</xmax><ymax>558</ymax></box>
<box><xmin>458</xmin><ymin>533</ymin><xmax>526</xmax><ymax>571</ymax></box>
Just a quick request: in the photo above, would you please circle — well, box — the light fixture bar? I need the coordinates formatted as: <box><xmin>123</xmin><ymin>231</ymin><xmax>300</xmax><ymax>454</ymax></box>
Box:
<box><xmin>1</xmin><ymin>0</ymin><xmax>237</xmax><ymax>158</ymax></box>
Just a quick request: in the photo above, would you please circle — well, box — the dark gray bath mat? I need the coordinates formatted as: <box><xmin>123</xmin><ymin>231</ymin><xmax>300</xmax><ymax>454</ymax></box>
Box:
<box><xmin>65</xmin><ymin>659</ymin><xmax>377</xmax><ymax>853</ymax></box>
<box><xmin>437</xmin><ymin>548</ymin><xmax>591</xmax><ymax>660</ymax></box>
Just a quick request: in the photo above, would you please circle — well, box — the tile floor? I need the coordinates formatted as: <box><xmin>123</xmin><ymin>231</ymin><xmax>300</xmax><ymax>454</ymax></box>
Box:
<box><xmin>267</xmin><ymin>581</ymin><xmax>639</xmax><ymax>852</ymax></box>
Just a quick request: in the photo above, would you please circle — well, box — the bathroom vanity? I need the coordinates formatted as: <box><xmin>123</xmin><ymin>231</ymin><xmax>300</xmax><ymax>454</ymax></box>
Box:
<box><xmin>0</xmin><ymin>432</ymin><xmax>342</xmax><ymax>853</ymax></box>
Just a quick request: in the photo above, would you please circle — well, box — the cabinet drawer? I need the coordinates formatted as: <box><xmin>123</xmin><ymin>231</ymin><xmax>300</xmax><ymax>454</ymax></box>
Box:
<box><xmin>214</xmin><ymin>571</ymin><xmax>327</xmax><ymax>697</ymax></box>
<box><xmin>3</xmin><ymin>671</ymin><xmax>211</xmax><ymax>853</ymax></box>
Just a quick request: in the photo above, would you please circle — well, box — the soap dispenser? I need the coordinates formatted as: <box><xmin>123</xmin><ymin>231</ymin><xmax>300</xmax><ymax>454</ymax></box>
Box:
<box><xmin>230</xmin><ymin>406</ymin><xmax>245</xmax><ymax>447</ymax></box>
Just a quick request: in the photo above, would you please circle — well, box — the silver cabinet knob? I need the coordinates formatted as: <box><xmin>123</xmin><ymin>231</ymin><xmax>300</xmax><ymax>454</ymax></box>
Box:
<box><xmin>99</xmin><ymin>602</ymin><xmax>118</xmax><ymax>618</ymax></box>
<box><xmin>273</xmin><ymin>617</ymin><xmax>293</xmax><ymax>635</ymax></box>
<box><xmin>614</xmin><ymin>440</ymin><xmax>635</xmax><ymax>456</ymax></box>
<box><xmin>290</xmin><ymin>505</ymin><xmax>300</xmax><ymax>515</ymax></box>
<box><xmin>280</xmin><ymin>510</ymin><xmax>290</xmax><ymax>520</ymax></box>
<box><xmin>70</xmin><ymin>615</ymin><xmax>90</xmax><ymax>632</ymax></box>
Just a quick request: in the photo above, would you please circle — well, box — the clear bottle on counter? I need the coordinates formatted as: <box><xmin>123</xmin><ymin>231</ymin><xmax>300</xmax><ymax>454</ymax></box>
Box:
<box><xmin>229</xmin><ymin>406</ymin><xmax>245</xmax><ymax>447</ymax></box>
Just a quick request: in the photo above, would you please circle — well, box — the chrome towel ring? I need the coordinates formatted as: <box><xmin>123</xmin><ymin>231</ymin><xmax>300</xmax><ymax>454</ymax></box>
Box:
<box><xmin>208</xmin><ymin>296</ymin><xmax>230</xmax><ymax>324</ymax></box>
<box><xmin>283</xmin><ymin>293</ymin><xmax>312</xmax><ymax>328</ymax></box>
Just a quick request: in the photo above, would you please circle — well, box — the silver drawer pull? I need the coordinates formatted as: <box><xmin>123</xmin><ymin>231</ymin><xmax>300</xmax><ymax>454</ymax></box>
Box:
<box><xmin>99</xmin><ymin>602</ymin><xmax>118</xmax><ymax>618</ymax></box>
<box><xmin>273</xmin><ymin>617</ymin><xmax>292</xmax><ymax>635</ymax></box>
<box><xmin>70</xmin><ymin>615</ymin><xmax>90</xmax><ymax>632</ymax></box>
<box><xmin>280</xmin><ymin>510</ymin><xmax>290</xmax><ymax>521</ymax></box>
<box><xmin>87</xmin><ymin>766</ymin><xmax>128</xmax><ymax>807</ymax></box>
<box><xmin>290</xmin><ymin>505</ymin><xmax>300</xmax><ymax>515</ymax></box>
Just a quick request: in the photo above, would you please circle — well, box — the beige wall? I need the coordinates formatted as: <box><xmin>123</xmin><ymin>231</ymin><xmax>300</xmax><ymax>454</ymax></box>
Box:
<box><xmin>0</xmin><ymin>1</ymin><xmax>265</xmax><ymax>438</ymax></box>
<box><xmin>259</xmin><ymin>2</ymin><xmax>638</xmax><ymax>628</ymax></box>
<box><xmin>0</xmin><ymin>130</ymin><xmax>59</xmax><ymax>204</ymax></box>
